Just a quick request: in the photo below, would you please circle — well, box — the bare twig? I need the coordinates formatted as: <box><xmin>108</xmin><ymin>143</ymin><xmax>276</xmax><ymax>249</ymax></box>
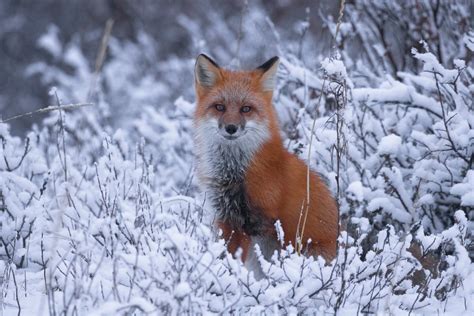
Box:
<box><xmin>10</xmin><ymin>266</ymin><xmax>21</xmax><ymax>316</ymax></box>
<box><xmin>87</xmin><ymin>18</ymin><xmax>114</xmax><ymax>101</ymax></box>
<box><xmin>296</xmin><ymin>79</ymin><xmax>326</xmax><ymax>255</ymax></box>
<box><xmin>54</xmin><ymin>91</ymin><xmax>68</xmax><ymax>182</ymax></box>
<box><xmin>334</xmin><ymin>0</ymin><xmax>346</xmax><ymax>42</ymax></box>
<box><xmin>0</xmin><ymin>103</ymin><xmax>93</xmax><ymax>124</ymax></box>
<box><xmin>434</xmin><ymin>71</ymin><xmax>469</xmax><ymax>164</ymax></box>
<box><xmin>297</xmin><ymin>0</ymin><xmax>346</xmax><ymax>255</ymax></box>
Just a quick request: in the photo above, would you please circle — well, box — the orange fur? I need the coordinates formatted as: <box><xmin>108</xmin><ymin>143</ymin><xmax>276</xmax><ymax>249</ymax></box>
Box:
<box><xmin>245</xmin><ymin>142</ymin><xmax>338</xmax><ymax>259</ymax></box>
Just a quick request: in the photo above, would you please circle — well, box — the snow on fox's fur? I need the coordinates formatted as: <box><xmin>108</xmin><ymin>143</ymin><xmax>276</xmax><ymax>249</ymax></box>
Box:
<box><xmin>193</xmin><ymin>54</ymin><xmax>338</xmax><ymax>263</ymax></box>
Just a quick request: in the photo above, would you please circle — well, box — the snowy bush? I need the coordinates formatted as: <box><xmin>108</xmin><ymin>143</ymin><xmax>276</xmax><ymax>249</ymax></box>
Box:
<box><xmin>1</xmin><ymin>1</ymin><xmax>473</xmax><ymax>314</ymax></box>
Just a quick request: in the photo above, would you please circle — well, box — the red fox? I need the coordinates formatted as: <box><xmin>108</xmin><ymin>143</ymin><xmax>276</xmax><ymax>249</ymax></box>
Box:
<box><xmin>193</xmin><ymin>54</ymin><xmax>338</xmax><ymax>264</ymax></box>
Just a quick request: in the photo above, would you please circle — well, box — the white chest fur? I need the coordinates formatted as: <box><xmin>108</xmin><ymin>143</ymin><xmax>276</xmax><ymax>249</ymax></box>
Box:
<box><xmin>194</xmin><ymin>118</ymin><xmax>270</xmax><ymax>228</ymax></box>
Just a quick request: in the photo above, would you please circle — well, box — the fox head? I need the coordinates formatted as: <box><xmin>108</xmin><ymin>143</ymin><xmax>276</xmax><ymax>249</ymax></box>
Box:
<box><xmin>193</xmin><ymin>54</ymin><xmax>280</xmax><ymax>148</ymax></box>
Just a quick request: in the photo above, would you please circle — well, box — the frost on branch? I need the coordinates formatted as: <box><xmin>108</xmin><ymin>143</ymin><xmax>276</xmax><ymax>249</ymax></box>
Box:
<box><xmin>1</xmin><ymin>2</ymin><xmax>473</xmax><ymax>314</ymax></box>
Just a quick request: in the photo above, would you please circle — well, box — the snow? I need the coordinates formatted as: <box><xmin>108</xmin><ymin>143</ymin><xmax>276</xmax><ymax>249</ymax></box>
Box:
<box><xmin>322</xmin><ymin>56</ymin><xmax>348</xmax><ymax>79</ymax></box>
<box><xmin>451</xmin><ymin>170</ymin><xmax>474</xmax><ymax>206</ymax></box>
<box><xmin>174</xmin><ymin>282</ymin><xmax>192</xmax><ymax>299</ymax></box>
<box><xmin>463</xmin><ymin>31</ymin><xmax>474</xmax><ymax>52</ymax></box>
<box><xmin>346</xmin><ymin>181</ymin><xmax>364</xmax><ymax>202</ymax></box>
<box><xmin>412</xmin><ymin>49</ymin><xmax>459</xmax><ymax>82</ymax></box>
<box><xmin>274</xmin><ymin>220</ymin><xmax>285</xmax><ymax>246</ymax></box>
<box><xmin>279</xmin><ymin>58</ymin><xmax>323</xmax><ymax>90</ymax></box>
<box><xmin>377</xmin><ymin>134</ymin><xmax>402</xmax><ymax>156</ymax></box>
<box><xmin>37</xmin><ymin>25</ymin><xmax>62</xmax><ymax>58</ymax></box>
<box><xmin>1</xmin><ymin>6</ymin><xmax>473</xmax><ymax>315</ymax></box>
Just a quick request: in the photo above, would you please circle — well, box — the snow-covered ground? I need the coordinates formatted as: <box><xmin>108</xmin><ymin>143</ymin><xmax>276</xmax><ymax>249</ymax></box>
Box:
<box><xmin>1</xmin><ymin>2</ymin><xmax>473</xmax><ymax>315</ymax></box>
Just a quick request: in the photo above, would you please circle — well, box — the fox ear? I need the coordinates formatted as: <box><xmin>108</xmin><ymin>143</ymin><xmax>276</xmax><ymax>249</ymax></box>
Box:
<box><xmin>256</xmin><ymin>56</ymin><xmax>279</xmax><ymax>92</ymax></box>
<box><xmin>195</xmin><ymin>54</ymin><xmax>221</xmax><ymax>88</ymax></box>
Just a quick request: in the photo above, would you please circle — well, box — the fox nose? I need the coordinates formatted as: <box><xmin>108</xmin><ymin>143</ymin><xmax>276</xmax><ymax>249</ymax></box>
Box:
<box><xmin>225</xmin><ymin>124</ymin><xmax>238</xmax><ymax>135</ymax></box>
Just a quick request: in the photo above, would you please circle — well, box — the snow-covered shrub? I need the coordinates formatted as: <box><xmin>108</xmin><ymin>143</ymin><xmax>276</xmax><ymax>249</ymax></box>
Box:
<box><xmin>1</xmin><ymin>2</ymin><xmax>473</xmax><ymax>314</ymax></box>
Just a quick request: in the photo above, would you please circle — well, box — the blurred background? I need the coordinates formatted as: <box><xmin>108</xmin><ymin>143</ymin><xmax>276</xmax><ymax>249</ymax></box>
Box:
<box><xmin>0</xmin><ymin>0</ymin><xmax>339</xmax><ymax>135</ymax></box>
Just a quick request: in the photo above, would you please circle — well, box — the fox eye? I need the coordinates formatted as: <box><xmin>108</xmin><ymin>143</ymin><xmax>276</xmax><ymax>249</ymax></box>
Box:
<box><xmin>215</xmin><ymin>104</ymin><xmax>225</xmax><ymax>112</ymax></box>
<box><xmin>241</xmin><ymin>106</ymin><xmax>251</xmax><ymax>113</ymax></box>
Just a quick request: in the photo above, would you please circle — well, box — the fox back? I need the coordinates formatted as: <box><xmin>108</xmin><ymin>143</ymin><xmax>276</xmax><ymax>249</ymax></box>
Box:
<box><xmin>193</xmin><ymin>54</ymin><xmax>338</xmax><ymax>263</ymax></box>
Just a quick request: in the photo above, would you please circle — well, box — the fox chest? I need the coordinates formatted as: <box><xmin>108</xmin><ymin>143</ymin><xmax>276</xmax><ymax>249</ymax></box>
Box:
<box><xmin>198</xmin><ymin>146</ymin><xmax>271</xmax><ymax>235</ymax></box>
